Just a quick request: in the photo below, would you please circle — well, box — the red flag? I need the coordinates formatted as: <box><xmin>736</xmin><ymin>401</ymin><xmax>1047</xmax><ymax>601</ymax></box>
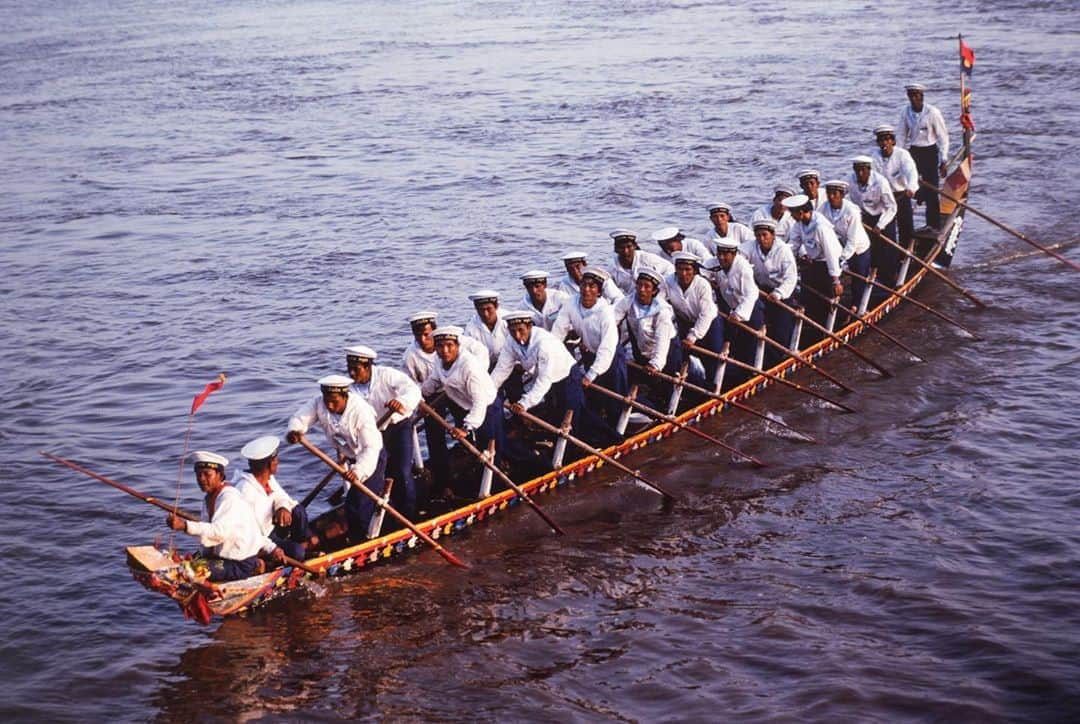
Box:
<box><xmin>190</xmin><ymin>373</ymin><xmax>226</xmax><ymax>415</ymax></box>
<box><xmin>960</xmin><ymin>37</ymin><xmax>975</xmax><ymax>76</ymax></box>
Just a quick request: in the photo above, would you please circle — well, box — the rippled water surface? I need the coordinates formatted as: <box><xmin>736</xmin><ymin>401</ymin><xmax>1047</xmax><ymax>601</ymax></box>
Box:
<box><xmin>2</xmin><ymin>0</ymin><xmax>1079</xmax><ymax>721</ymax></box>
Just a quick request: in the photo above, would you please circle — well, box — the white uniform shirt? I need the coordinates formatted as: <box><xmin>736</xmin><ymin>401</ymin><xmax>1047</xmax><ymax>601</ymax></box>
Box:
<box><xmin>490</xmin><ymin>327</ymin><xmax>575</xmax><ymax>410</ymax></box>
<box><xmin>847</xmin><ymin>169</ymin><xmax>898</xmax><ymax>228</ymax></box>
<box><xmin>613</xmin><ymin>295</ymin><xmax>676</xmax><ymax>369</ymax></box>
<box><xmin>349</xmin><ymin>365</ymin><xmax>422</xmax><ymax>428</ymax></box>
<box><xmin>820</xmin><ymin>199</ymin><xmax>871</xmax><ymax>262</ymax></box>
<box><xmin>520</xmin><ymin>288</ymin><xmax>571</xmax><ymax>331</ymax></box>
<box><xmin>608</xmin><ymin>249</ymin><xmax>675</xmax><ymax>295</ymax></box>
<box><xmin>708</xmin><ymin>223</ymin><xmax>755</xmax><ymax>254</ymax></box>
<box><xmin>750</xmin><ymin>205</ymin><xmax>795</xmax><ymax>241</ymax></box>
<box><xmin>236</xmin><ymin>471</ymin><xmax>298</xmax><ymax>538</ymax></box>
<box><xmin>710</xmin><ymin>254</ymin><xmax>760</xmax><ymax>322</ymax></box>
<box><xmin>420</xmin><ymin>349</ymin><xmax>498</xmax><ymax>430</ymax></box>
<box><xmin>898</xmin><ymin>102</ymin><xmax>949</xmax><ymax>160</ymax></box>
<box><xmin>740</xmin><ymin>239</ymin><xmax>798</xmax><ymax>300</ymax></box>
<box><xmin>657</xmin><ymin>236</ymin><xmax>713</xmax><ymax>265</ymax></box>
<box><xmin>288</xmin><ymin>393</ymin><xmax>383</xmax><ymax>483</ymax></box>
<box><xmin>661</xmin><ymin>272</ymin><xmax>717</xmax><ymax>343</ymax></box>
<box><xmin>186</xmin><ymin>484</ymin><xmax>274</xmax><ymax>559</ymax></box>
<box><xmin>557</xmin><ymin>273</ymin><xmax>624</xmax><ymax>304</ymax></box>
<box><xmin>872</xmin><ymin>147</ymin><xmax>919</xmax><ymax>194</ymax></box>
<box><xmin>464</xmin><ymin>313</ymin><xmax>508</xmax><ymax>370</ymax></box>
<box><xmin>788</xmin><ymin>212</ymin><xmax>844</xmax><ymax>278</ymax></box>
<box><xmin>550</xmin><ymin>297</ymin><xmax>620</xmax><ymax>381</ymax></box>
<box><xmin>403</xmin><ymin>336</ymin><xmax>487</xmax><ymax>384</ymax></box>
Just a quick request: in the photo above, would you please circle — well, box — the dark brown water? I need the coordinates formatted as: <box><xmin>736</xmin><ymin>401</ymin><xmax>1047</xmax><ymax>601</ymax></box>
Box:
<box><xmin>3</xmin><ymin>1</ymin><xmax>1079</xmax><ymax>721</ymax></box>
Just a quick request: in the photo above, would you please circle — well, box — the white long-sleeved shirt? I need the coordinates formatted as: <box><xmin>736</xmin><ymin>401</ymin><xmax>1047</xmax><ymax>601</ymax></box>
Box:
<box><xmin>819</xmin><ymin>199</ymin><xmax>871</xmax><ymax>262</ymax></box>
<box><xmin>288</xmin><ymin>393</ymin><xmax>383</xmax><ymax>483</ymax></box>
<box><xmin>520</xmin><ymin>288</ymin><xmax>570</xmax><ymax>331</ymax></box>
<box><xmin>403</xmin><ymin>335</ymin><xmax>487</xmax><ymax>384</ymax></box>
<box><xmin>847</xmin><ymin>169</ymin><xmax>898</xmax><ymax>229</ymax></box>
<box><xmin>420</xmin><ymin>349</ymin><xmax>497</xmax><ymax>430</ymax></box>
<box><xmin>349</xmin><ymin>365</ymin><xmax>422</xmax><ymax>428</ymax></box>
<box><xmin>898</xmin><ymin>102</ymin><xmax>949</xmax><ymax>160</ymax></box>
<box><xmin>608</xmin><ymin>250</ymin><xmax>675</xmax><ymax>295</ymax></box>
<box><xmin>710</xmin><ymin>254</ymin><xmax>760</xmax><ymax>322</ymax></box>
<box><xmin>657</xmin><ymin>236</ymin><xmax>713</xmax><ymax>265</ymax></box>
<box><xmin>708</xmin><ymin>223</ymin><xmax>755</xmax><ymax>254</ymax></box>
<box><xmin>872</xmin><ymin>147</ymin><xmax>919</xmax><ymax>194</ymax></box>
<box><xmin>661</xmin><ymin>272</ymin><xmax>717</xmax><ymax>343</ymax></box>
<box><xmin>556</xmin><ymin>272</ymin><xmax>624</xmax><ymax>304</ymax></box>
<box><xmin>750</xmin><ymin>205</ymin><xmax>795</xmax><ymax>241</ymax></box>
<box><xmin>788</xmin><ymin>212</ymin><xmax>844</xmax><ymax>278</ymax></box>
<box><xmin>740</xmin><ymin>238</ymin><xmax>799</xmax><ymax>300</ymax></box>
<box><xmin>186</xmin><ymin>484</ymin><xmax>274</xmax><ymax>559</ymax></box>
<box><xmin>464</xmin><ymin>312</ymin><xmax>508</xmax><ymax>370</ymax></box>
<box><xmin>550</xmin><ymin>297</ymin><xmax>619</xmax><ymax>381</ymax></box>
<box><xmin>490</xmin><ymin>327</ymin><xmax>575</xmax><ymax>410</ymax></box>
<box><xmin>613</xmin><ymin>295</ymin><xmax>676</xmax><ymax>369</ymax></box>
<box><xmin>236</xmin><ymin>471</ymin><xmax>298</xmax><ymax>538</ymax></box>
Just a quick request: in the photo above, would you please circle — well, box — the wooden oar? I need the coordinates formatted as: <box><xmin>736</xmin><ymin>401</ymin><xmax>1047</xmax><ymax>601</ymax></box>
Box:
<box><xmin>294</xmin><ymin>435</ymin><xmax>469</xmax><ymax>569</ymax></box>
<box><xmin>587</xmin><ymin>379</ymin><xmax>773</xmax><ymax>462</ymax></box>
<box><xmin>626</xmin><ymin>360</ymin><xmax>815</xmax><ymax>444</ymax></box>
<box><xmin>720</xmin><ymin>313</ymin><xmax>857</xmax><ymax>394</ymax></box>
<box><xmin>40</xmin><ymin>451</ymin><xmax>323</xmax><ymax>576</ymax></box>
<box><xmin>417</xmin><ymin>400</ymin><xmax>565</xmax><ymax>536</ymax></box>
<box><xmin>798</xmin><ymin>283</ymin><xmax>924</xmax><ymax>362</ymax></box>
<box><xmin>923</xmin><ymin>180</ymin><xmax>1080</xmax><ymax>273</ymax></box>
<box><xmin>685</xmin><ymin>342</ymin><xmax>856</xmax><ymax>413</ymax></box>
<box><xmin>302</xmin><ymin>408</ymin><xmax>397</xmax><ymax>508</ymax></box>
<box><xmin>861</xmin><ymin>222</ymin><xmax>987</xmax><ymax>308</ymax></box>
<box><xmin>843</xmin><ymin>268</ymin><xmax>980</xmax><ymax>339</ymax></box>
<box><xmin>507</xmin><ymin>405</ymin><xmax>679</xmax><ymax>504</ymax></box>
<box><xmin>761</xmin><ymin>291</ymin><xmax>895</xmax><ymax>377</ymax></box>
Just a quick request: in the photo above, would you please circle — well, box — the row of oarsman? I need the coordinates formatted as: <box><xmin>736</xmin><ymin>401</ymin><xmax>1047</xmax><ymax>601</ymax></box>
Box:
<box><xmin>166</xmin><ymin>121</ymin><xmax>944</xmax><ymax>582</ymax></box>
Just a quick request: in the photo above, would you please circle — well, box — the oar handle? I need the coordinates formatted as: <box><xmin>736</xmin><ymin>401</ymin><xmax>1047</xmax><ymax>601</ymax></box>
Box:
<box><xmin>300</xmin><ymin>469</ymin><xmax>337</xmax><ymax>508</ymax></box>
<box><xmin>842</xmin><ymin>268</ymin><xmax>977</xmax><ymax>339</ymax></box>
<box><xmin>782</xmin><ymin>286</ymin><xmax>893</xmax><ymax>378</ymax></box>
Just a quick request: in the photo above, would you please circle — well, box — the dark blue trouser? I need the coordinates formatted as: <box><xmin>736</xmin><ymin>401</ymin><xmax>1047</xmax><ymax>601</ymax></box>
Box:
<box><xmin>345</xmin><ymin>448</ymin><xmax>388</xmax><ymax>541</ymax></box>
<box><xmin>677</xmin><ymin>316</ymin><xmax>725</xmax><ymax>385</ymax></box>
<box><xmin>762</xmin><ymin>292</ymin><xmax>796</xmax><ymax>367</ymax></box>
<box><xmin>865</xmin><ymin>211</ymin><xmax>901</xmax><ymax>290</ymax></box>
<box><xmin>910</xmin><ymin>144</ymin><xmax>941</xmax><ymax>228</ymax></box>
<box><xmin>424</xmin><ymin>396</ymin><xmax>506</xmax><ymax>492</ymax></box>
<box><xmin>206</xmin><ymin>555</ymin><xmax>261</xmax><ymax>582</ymax></box>
<box><xmin>270</xmin><ymin>503</ymin><xmax>313</xmax><ymax>561</ymax></box>
<box><xmin>847</xmin><ymin>247</ymin><xmax>872</xmax><ymax>308</ymax></box>
<box><xmin>583</xmin><ymin>346</ymin><xmax>629</xmax><ymax>422</ymax></box>
<box><xmin>548</xmin><ymin>365</ymin><xmax>621</xmax><ymax>448</ymax></box>
<box><xmin>382</xmin><ymin>418</ymin><xmax>416</xmax><ymax>519</ymax></box>
<box><xmin>719</xmin><ymin>299</ymin><xmax>765</xmax><ymax>385</ymax></box>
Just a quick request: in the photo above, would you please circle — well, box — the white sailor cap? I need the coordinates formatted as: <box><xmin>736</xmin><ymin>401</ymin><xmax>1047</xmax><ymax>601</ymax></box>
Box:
<box><xmin>344</xmin><ymin>344</ymin><xmax>378</xmax><ymax>361</ymax></box>
<box><xmin>636</xmin><ymin>268</ymin><xmax>663</xmax><ymax>286</ymax></box>
<box><xmin>432</xmin><ymin>325</ymin><xmax>464</xmax><ymax>341</ymax></box>
<box><xmin>561</xmin><ymin>250</ymin><xmax>588</xmax><ymax>263</ymax></box>
<box><xmin>408</xmin><ymin>310</ymin><xmax>438</xmax><ymax>327</ymax></box>
<box><xmin>503</xmin><ymin>310</ymin><xmax>535</xmax><ymax>325</ymax></box>
<box><xmin>318</xmin><ymin>374</ymin><xmax>353</xmax><ymax>393</ymax></box>
<box><xmin>824</xmin><ymin>179</ymin><xmax>848</xmax><ymax>191</ymax></box>
<box><xmin>671</xmin><ymin>251</ymin><xmax>701</xmax><ymax>266</ymax></box>
<box><xmin>773</xmin><ymin>184</ymin><xmax>796</xmax><ymax>197</ymax></box>
<box><xmin>609</xmin><ymin>228</ymin><xmax>637</xmax><ymax>240</ymax></box>
<box><xmin>796</xmin><ymin>168</ymin><xmax>820</xmax><ymax>181</ymax></box>
<box><xmin>241</xmin><ymin>435</ymin><xmax>280</xmax><ymax>461</ymax></box>
<box><xmin>581</xmin><ymin>268</ymin><xmax>611</xmax><ymax>284</ymax></box>
<box><xmin>520</xmin><ymin>269</ymin><xmax>549</xmax><ymax>283</ymax></box>
<box><xmin>707</xmin><ymin>201</ymin><xmax>732</xmax><ymax>214</ymax></box>
<box><xmin>652</xmin><ymin>226</ymin><xmax>681</xmax><ymax>243</ymax></box>
<box><xmin>850</xmin><ymin>155</ymin><xmax>874</xmax><ymax>166</ymax></box>
<box><xmin>192</xmin><ymin>450</ymin><xmax>229</xmax><ymax>470</ymax></box>
<box><xmin>874</xmin><ymin>123</ymin><xmax>896</xmax><ymax>137</ymax></box>
<box><xmin>714</xmin><ymin>237</ymin><xmax>741</xmax><ymax>251</ymax></box>
<box><xmin>751</xmin><ymin>218</ymin><xmax>777</xmax><ymax>232</ymax></box>
<box><xmin>701</xmin><ymin>257</ymin><xmax>722</xmax><ymax>272</ymax></box>
<box><xmin>905</xmin><ymin>83</ymin><xmax>926</xmax><ymax>92</ymax></box>
<box><xmin>781</xmin><ymin>193</ymin><xmax>812</xmax><ymax>210</ymax></box>
<box><xmin>468</xmin><ymin>289</ymin><xmax>500</xmax><ymax>306</ymax></box>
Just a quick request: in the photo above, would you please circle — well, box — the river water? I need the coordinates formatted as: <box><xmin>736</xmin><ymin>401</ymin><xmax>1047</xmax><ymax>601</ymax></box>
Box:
<box><xmin>2</xmin><ymin>0</ymin><xmax>1079</xmax><ymax>721</ymax></box>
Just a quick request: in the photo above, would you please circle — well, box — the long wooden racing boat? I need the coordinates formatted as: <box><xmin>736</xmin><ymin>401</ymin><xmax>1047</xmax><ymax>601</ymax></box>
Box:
<box><xmin>128</xmin><ymin>94</ymin><xmax>977</xmax><ymax>626</ymax></box>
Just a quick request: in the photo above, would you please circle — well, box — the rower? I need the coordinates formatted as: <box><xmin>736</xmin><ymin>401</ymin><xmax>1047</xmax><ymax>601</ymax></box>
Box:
<box><xmin>166</xmin><ymin>451</ymin><xmax>283</xmax><ymax>581</ymax></box>
<box><xmin>520</xmin><ymin>269</ymin><xmax>570</xmax><ymax>331</ymax></box>
<box><xmin>783</xmin><ymin>193</ymin><xmax>844</xmax><ymax>340</ymax></box>
<box><xmin>662</xmin><ymin>250</ymin><xmax>723</xmax><ymax>386</ymax></box>
<box><xmin>464</xmin><ymin>289</ymin><xmax>508</xmax><ymax>372</ymax></box>
<box><xmin>608</xmin><ymin>228</ymin><xmax>674</xmax><ymax>296</ymax></box>
<box><xmin>345</xmin><ymin>345</ymin><xmax>422</xmax><ymax>520</ymax></box>
<box><xmin>286</xmin><ymin>375</ymin><xmax>386</xmax><ymax>543</ymax></box>
<box><xmin>847</xmin><ymin>155</ymin><xmax>899</xmax><ymax>290</ymax></box>
<box><xmin>420</xmin><ymin>325</ymin><xmax>507</xmax><ymax>498</ymax></box>
<box><xmin>743</xmin><ymin>218</ymin><xmax>799</xmax><ymax>365</ymax></box>
<box><xmin>706</xmin><ymin>202</ymin><xmax>754</xmax><ymax>254</ymax></box>
<box><xmin>557</xmin><ymin>250</ymin><xmax>624</xmax><ymax>304</ymax></box>
<box><xmin>796</xmin><ymin>169</ymin><xmax>828</xmax><ymax>210</ymax></box>
<box><xmin>897</xmin><ymin>82</ymin><xmax>949</xmax><ymax>231</ymax></box>
<box><xmin>550</xmin><ymin>267</ymin><xmax>629</xmax><ymax>422</ymax></box>
<box><xmin>821</xmin><ymin>179</ymin><xmax>872</xmax><ymax>307</ymax></box>
<box><xmin>235</xmin><ymin>435</ymin><xmax>317</xmax><ymax>561</ymax></box>
<box><xmin>614</xmin><ymin>268</ymin><xmax>679</xmax><ymax>403</ymax></box>
<box><xmin>872</xmin><ymin>123</ymin><xmax>919</xmax><ymax>280</ymax></box>
<box><xmin>708</xmin><ymin>237</ymin><xmax>764</xmax><ymax>384</ymax></box>
<box><xmin>749</xmin><ymin>184</ymin><xmax>796</xmax><ymax>242</ymax></box>
<box><xmin>403</xmin><ymin>311</ymin><xmax>488</xmax><ymax>385</ymax></box>
<box><xmin>652</xmin><ymin>226</ymin><xmax>712</xmax><ymax>266</ymax></box>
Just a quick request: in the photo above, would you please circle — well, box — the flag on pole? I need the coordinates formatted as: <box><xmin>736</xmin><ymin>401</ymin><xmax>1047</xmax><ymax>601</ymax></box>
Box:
<box><xmin>959</xmin><ymin>36</ymin><xmax>975</xmax><ymax>76</ymax></box>
<box><xmin>190</xmin><ymin>373</ymin><xmax>227</xmax><ymax>415</ymax></box>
